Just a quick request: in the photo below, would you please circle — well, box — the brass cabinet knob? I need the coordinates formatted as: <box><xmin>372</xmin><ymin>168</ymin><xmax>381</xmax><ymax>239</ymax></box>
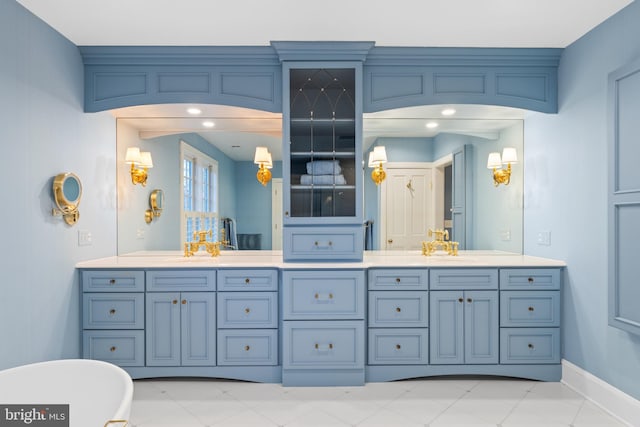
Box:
<box><xmin>528</xmin><ymin>277</ymin><xmax>534</xmax><ymax>283</ymax></box>
<box><xmin>182</xmin><ymin>299</ymin><xmax>187</xmax><ymax>305</ymax></box>
<box><xmin>109</xmin><ymin>279</ymin><xmax>116</xmax><ymax>285</ymax></box>
<box><xmin>315</xmin><ymin>241</ymin><xmax>319</xmax><ymax>246</ymax></box>
<box><xmin>109</xmin><ymin>309</ymin><xmax>116</xmax><ymax>315</ymax></box>
<box><xmin>314</xmin><ymin>293</ymin><xmax>319</xmax><ymax>299</ymax></box>
<box><xmin>329</xmin><ymin>343</ymin><xmax>333</xmax><ymax>349</ymax></box>
<box><xmin>458</xmin><ymin>297</ymin><xmax>464</xmax><ymax>303</ymax></box>
<box><xmin>285</xmin><ymin>211</ymin><xmax>289</xmax><ymax>217</ymax></box>
<box><xmin>528</xmin><ymin>343</ymin><xmax>534</xmax><ymax>349</ymax></box>
<box><xmin>387</xmin><ymin>239</ymin><xmax>393</xmax><ymax>244</ymax></box>
<box><xmin>172</xmin><ymin>300</ymin><xmax>178</xmax><ymax>305</ymax></box>
<box><xmin>244</xmin><ymin>345</ymin><xmax>250</xmax><ymax>351</ymax></box>
<box><xmin>395</xmin><ymin>344</ymin><xmax>401</xmax><ymax>350</ymax></box>
<box><xmin>110</xmin><ymin>346</ymin><xmax>117</xmax><ymax>352</ymax></box>
<box><xmin>395</xmin><ymin>278</ymin><xmax>401</xmax><ymax>283</ymax></box>
<box><xmin>528</xmin><ymin>306</ymin><xmax>535</xmax><ymax>312</ymax></box>
<box><xmin>396</xmin><ymin>307</ymin><xmax>402</xmax><ymax>313</ymax></box>
<box><xmin>328</xmin><ymin>293</ymin><xmax>333</xmax><ymax>299</ymax></box>
<box><xmin>328</xmin><ymin>241</ymin><xmax>333</xmax><ymax>246</ymax></box>
<box><xmin>245</xmin><ymin>278</ymin><xmax>251</xmax><ymax>284</ymax></box>
<box><xmin>244</xmin><ymin>307</ymin><xmax>251</xmax><ymax>314</ymax></box>
<box><xmin>467</xmin><ymin>298</ymin><xmax>473</xmax><ymax>303</ymax></box>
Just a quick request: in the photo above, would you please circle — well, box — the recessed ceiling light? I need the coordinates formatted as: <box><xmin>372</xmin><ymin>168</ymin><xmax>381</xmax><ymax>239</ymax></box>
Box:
<box><xmin>202</xmin><ymin>121</ymin><xmax>215</xmax><ymax>128</ymax></box>
<box><xmin>441</xmin><ymin>108</ymin><xmax>456</xmax><ymax>116</ymax></box>
<box><xmin>426</xmin><ymin>122</ymin><xmax>439</xmax><ymax>129</ymax></box>
<box><xmin>187</xmin><ymin>107</ymin><xmax>202</xmax><ymax>115</ymax></box>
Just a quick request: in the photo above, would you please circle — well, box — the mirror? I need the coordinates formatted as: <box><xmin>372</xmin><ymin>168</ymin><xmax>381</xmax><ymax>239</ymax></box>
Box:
<box><xmin>145</xmin><ymin>189</ymin><xmax>164</xmax><ymax>224</ymax></box>
<box><xmin>115</xmin><ymin>104</ymin><xmax>524</xmax><ymax>255</ymax></box>
<box><xmin>52</xmin><ymin>172</ymin><xmax>82</xmax><ymax>225</ymax></box>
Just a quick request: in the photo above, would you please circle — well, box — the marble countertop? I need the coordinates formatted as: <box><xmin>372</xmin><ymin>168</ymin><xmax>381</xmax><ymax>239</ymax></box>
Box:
<box><xmin>76</xmin><ymin>250</ymin><xmax>566</xmax><ymax>269</ymax></box>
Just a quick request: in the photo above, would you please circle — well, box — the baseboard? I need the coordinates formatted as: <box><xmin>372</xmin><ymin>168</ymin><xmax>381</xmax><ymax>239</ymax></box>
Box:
<box><xmin>562</xmin><ymin>359</ymin><xmax>640</xmax><ymax>426</ymax></box>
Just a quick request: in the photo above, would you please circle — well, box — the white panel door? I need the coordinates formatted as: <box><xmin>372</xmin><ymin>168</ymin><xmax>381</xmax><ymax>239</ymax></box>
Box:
<box><xmin>384</xmin><ymin>168</ymin><xmax>433</xmax><ymax>250</ymax></box>
<box><xmin>272</xmin><ymin>178</ymin><xmax>283</xmax><ymax>250</ymax></box>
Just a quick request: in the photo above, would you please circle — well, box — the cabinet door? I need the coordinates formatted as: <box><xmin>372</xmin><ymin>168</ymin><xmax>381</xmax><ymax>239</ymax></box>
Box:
<box><xmin>181</xmin><ymin>292</ymin><xmax>216</xmax><ymax>366</ymax></box>
<box><xmin>464</xmin><ymin>291</ymin><xmax>499</xmax><ymax>364</ymax></box>
<box><xmin>146</xmin><ymin>293</ymin><xmax>181</xmax><ymax>366</ymax></box>
<box><xmin>430</xmin><ymin>291</ymin><xmax>464</xmax><ymax>364</ymax></box>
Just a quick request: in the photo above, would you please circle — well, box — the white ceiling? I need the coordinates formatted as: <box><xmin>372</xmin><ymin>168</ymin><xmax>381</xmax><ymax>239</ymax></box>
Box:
<box><xmin>17</xmin><ymin>0</ymin><xmax>633</xmax><ymax>48</ymax></box>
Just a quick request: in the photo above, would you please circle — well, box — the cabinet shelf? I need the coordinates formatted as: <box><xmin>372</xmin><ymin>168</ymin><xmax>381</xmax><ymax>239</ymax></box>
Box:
<box><xmin>290</xmin><ymin>151</ymin><xmax>356</xmax><ymax>158</ymax></box>
<box><xmin>291</xmin><ymin>185</ymin><xmax>356</xmax><ymax>190</ymax></box>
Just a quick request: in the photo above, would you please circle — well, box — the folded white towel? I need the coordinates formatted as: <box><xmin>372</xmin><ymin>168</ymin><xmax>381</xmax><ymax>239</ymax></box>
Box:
<box><xmin>300</xmin><ymin>174</ymin><xmax>347</xmax><ymax>185</ymax></box>
<box><xmin>306</xmin><ymin>160</ymin><xmax>341</xmax><ymax>175</ymax></box>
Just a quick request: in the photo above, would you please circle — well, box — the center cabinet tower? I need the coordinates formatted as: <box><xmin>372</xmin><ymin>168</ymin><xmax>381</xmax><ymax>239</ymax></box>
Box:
<box><xmin>281</xmin><ymin>59</ymin><xmax>365</xmax><ymax>262</ymax></box>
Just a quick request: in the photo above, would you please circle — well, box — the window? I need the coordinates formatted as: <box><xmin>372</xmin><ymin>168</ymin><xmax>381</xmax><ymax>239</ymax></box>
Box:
<box><xmin>181</xmin><ymin>142</ymin><xmax>219</xmax><ymax>244</ymax></box>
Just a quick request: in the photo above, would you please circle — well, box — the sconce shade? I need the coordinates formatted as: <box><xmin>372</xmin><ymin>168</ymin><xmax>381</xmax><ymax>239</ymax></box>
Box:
<box><xmin>501</xmin><ymin>147</ymin><xmax>518</xmax><ymax>164</ymax></box>
<box><xmin>139</xmin><ymin>151</ymin><xmax>153</xmax><ymax>168</ymax></box>
<box><xmin>254</xmin><ymin>147</ymin><xmax>271</xmax><ymax>164</ymax></box>
<box><xmin>370</xmin><ymin>146</ymin><xmax>387</xmax><ymax>165</ymax></box>
<box><xmin>125</xmin><ymin>147</ymin><xmax>141</xmax><ymax>164</ymax></box>
<box><xmin>487</xmin><ymin>152</ymin><xmax>502</xmax><ymax>169</ymax></box>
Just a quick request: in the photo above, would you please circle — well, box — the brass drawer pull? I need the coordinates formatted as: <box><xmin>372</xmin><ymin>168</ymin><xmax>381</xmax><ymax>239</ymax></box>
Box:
<box><xmin>110</xmin><ymin>346</ymin><xmax>117</xmax><ymax>352</ymax></box>
<box><xmin>244</xmin><ymin>345</ymin><xmax>251</xmax><ymax>351</ymax></box>
<box><xmin>314</xmin><ymin>343</ymin><xmax>333</xmax><ymax>350</ymax></box>
<box><xmin>314</xmin><ymin>293</ymin><xmax>319</xmax><ymax>299</ymax></box>
<box><xmin>329</xmin><ymin>293</ymin><xmax>333</xmax><ymax>299</ymax></box>
<box><xmin>528</xmin><ymin>306</ymin><xmax>535</xmax><ymax>312</ymax></box>
<box><xmin>109</xmin><ymin>309</ymin><xmax>116</xmax><ymax>315</ymax></box>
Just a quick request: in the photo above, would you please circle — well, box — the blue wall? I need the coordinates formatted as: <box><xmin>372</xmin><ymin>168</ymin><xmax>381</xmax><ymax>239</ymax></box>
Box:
<box><xmin>0</xmin><ymin>1</ymin><xmax>116</xmax><ymax>369</ymax></box>
<box><xmin>524</xmin><ymin>1</ymin><xmax>640</xmax><ymax>400</ymax></box>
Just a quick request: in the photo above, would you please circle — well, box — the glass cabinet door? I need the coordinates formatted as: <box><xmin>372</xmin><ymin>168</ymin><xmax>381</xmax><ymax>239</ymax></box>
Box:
<box><xmin>284</xmin><ymin>66</ymin><xmax>362</xmax><ymax>223</ymax></box>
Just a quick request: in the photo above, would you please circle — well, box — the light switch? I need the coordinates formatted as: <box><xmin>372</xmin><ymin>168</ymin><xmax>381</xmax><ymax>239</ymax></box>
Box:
<box><xmin>537</xmin><ymin>231</ymin><xmax>551</xmax><ymax>246</ymax></box>
<box><xmin>78</xmin><ymin>229</ymin><xmax>92</xmax><ymax>246</ymax></box>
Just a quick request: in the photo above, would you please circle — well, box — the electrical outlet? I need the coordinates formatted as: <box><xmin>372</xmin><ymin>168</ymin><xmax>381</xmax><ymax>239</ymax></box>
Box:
<box><xmin>136</xmin><ymin>229</ymin><xmax>145</xmax><ymax>239</ymax></box>
<box><xmin>537</xmin><ymin>231</ymin><xmax>551</xmax><ymax>246</ymax></box>
<box><xmin>78</xmin><ymin>230</ymin><xmax>92</xmax><ymax>246</ymax></box>
<box><xmin>500</xmin><ymin>229</ymin><xmax>511</xmax><ymax>241</ymax></box>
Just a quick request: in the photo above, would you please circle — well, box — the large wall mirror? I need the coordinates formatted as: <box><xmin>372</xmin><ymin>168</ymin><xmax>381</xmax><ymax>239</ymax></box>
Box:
<box><xmin>116</xmin><ymin>104</ymin><xmax>524</xmax><ymax>255</ymax></box>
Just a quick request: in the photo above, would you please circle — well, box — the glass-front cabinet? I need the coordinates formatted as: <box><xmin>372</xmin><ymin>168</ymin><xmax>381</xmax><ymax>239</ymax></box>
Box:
<box><xmin>282</xmin><ymin>63</ymin><xmax>364</xmax><ymax>261</ymax></box>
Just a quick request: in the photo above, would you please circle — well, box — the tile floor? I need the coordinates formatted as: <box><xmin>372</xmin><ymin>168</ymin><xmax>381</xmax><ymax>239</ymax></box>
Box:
<box><xmin>128</xmin><ymin>377</ymin><xmax>628</xmax><ymax>427</ymax></box>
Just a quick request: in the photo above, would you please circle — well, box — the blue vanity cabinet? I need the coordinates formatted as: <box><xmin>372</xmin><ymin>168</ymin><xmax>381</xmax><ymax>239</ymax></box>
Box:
<box><xmin>145</xmin><ymin>270</ymin><xmax>216</xmax><ymax>367</ymax></box>
<box><xmin>281</xmin><ymin>269</ymin><xmax>366</xmax><ymax>386</ymax></box>
<box><xmin>282</xmin><ymin>63</ymin><xmax>364</xmax><ymax>262</ymax></box>
<box><xmin>81</xmin><ymin>270</ymin><xmax>145</xmax><ymax>367</ymax></box>
<box><xmin>429</xmin><ymin>269</ymin><xmax>499</xmax><ymax>365</ymax></box>
<box><xmin>216</xmin><ymin>269</ymin><xmax>279</xmax><ymax>366</ymax></box>
<box><xmin>499</xmin><ymin>268</ymin><xmax>561</xmax><ymax>364</ymax></box>
<box><xmin>367</xmin><ymin>268</ymin><xmax>429</xmax><ymax>365</ymax></box>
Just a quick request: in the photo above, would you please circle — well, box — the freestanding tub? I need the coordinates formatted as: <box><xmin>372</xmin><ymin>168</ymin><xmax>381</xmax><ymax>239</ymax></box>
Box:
<box><xmin>0</xmin><ymin>359</ymin><xmax>132</xmax><ymax>427</ymax></box>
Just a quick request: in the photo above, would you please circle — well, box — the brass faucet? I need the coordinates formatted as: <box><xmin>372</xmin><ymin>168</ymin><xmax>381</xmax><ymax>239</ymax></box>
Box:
<box><xmin>422</xmin><ymin>228</ymin><xmax>459</xmax><ymax>256</ymax></box>
<box><xmin>184</xmin><ymin>229</ymin><xmax>221</xmax><ymax>257</ymax></box>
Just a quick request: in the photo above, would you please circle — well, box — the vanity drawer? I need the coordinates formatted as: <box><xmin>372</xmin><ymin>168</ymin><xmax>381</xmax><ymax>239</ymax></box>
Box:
<box><xmin>500</xmin><ymin>291</ymin><xmax>560</xmax><ymax>327</ymax></box>
<box><xmin>282</xmin><ymin>270</ymin><xmax>365</xmax><ymax>320</ymax></box>
<box><xmin>83</xmin><ymin>330</ymin><xmax>144</xmax><ymax>366</ymax></box>
<box><xmin>500</xmin><ymin>328</ymin><xmax>560</xmax><ymax>364</ymax></box>
<box><xmin>283</xmin><ymin>321</ymin><xmax>364</xmax><ymax>369</ymax></box>
<box><xmin>82</xmin><ymin>270</ymin><xmax>144</xmax><ymax>292</ymax></box>
<box><xmin>368</xmin><ymin>328</ymin><xmax>429</xmax><ymax>365</ymax></box>
<box><xmin>284</xmin><ymin>226</ymin><xmax>363</xmax><ymax>261</ymax></box>
<box><xmin>217</xmin><ymin>329</ymin><xmax>278</xmax><ymax>366</ymax></box>
<box><xmin>217</xmin><ymin>292</ymin><xmax>278</xmax><ymax>328</ymax></box>
<box><xmin>83</xmin><ymin>293</ymin><xmax>144</xmax><ymax>329</ymax></box>
<box><xmin>368</xmin><ymin>291</ymin><xmax>429</xmax><ymax>328</ymax></box>
<box><xmin>368</xmin><ymin>269</ymin><xmax>429</xmax><ymax>290</ymax></box>
<box><xmin>147</xmin><ymin>269</ymin><xmax>216</xmax><ymax>292</ymax></box>
<box><xmin>430</xmin><ymin>268</ymin><xmax>498</xmax><ymax>290</ymax></box>
<box><xmin>217</xmin><ymin>269</ymin><xmax>278</xmax><ymax>291</ymax></box>
<box><xmin>500</xmin><ymin>268</ymin><xmax>561</xmax><ymax>290</ymax></box>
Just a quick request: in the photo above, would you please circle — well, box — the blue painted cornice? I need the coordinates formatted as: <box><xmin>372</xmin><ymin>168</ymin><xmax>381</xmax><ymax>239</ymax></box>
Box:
<box><xmin>79</xmin><ymin>45</ymin><xmax>280</xmax><ymax>66</ymax></box>
<box><xmin>271</xmin><ymin>41</ymin><xmax>375</xmax><ymax>62</ymax></box>
<box><xmin>365</xmin><ymin>46</ymin><xmax>562</xmax><ymax>67</ymax></box>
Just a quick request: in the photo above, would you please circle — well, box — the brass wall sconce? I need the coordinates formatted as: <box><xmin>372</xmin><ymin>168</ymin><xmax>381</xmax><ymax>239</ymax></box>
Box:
<box><xmin>254</xmin><ymin>146</ymin><xmax>273</xmax><ymax>186</ymax></box>
<box><xmin>52</xmin><ymin>172</ymin><xmax>82</xmax><ymax>225</ymax></box>
<box><xmin>145</xmin><ymin>189</ymin><xmax>164</xmax><ymax>224</ymax></box>
<box><xmin>368</xmin><ymin>146</ymin><xmax>387</xmax><ymax>185</ymax></box>
<box><xmin>125</xmin><ymin>147</ymin><xmax>153</xmax><ymax>186</ymax></box>
<box><xmin>487</xmin><ymin>147</ymin><xmax>518</xmax><ymax>186</ymax></box>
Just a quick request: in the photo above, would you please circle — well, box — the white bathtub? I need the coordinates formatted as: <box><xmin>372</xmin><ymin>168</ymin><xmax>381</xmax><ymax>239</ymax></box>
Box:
<box><xmin>0</xmin><ymin>359</ymin><xmax>132</xmax><ymax>427</ymax></box>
